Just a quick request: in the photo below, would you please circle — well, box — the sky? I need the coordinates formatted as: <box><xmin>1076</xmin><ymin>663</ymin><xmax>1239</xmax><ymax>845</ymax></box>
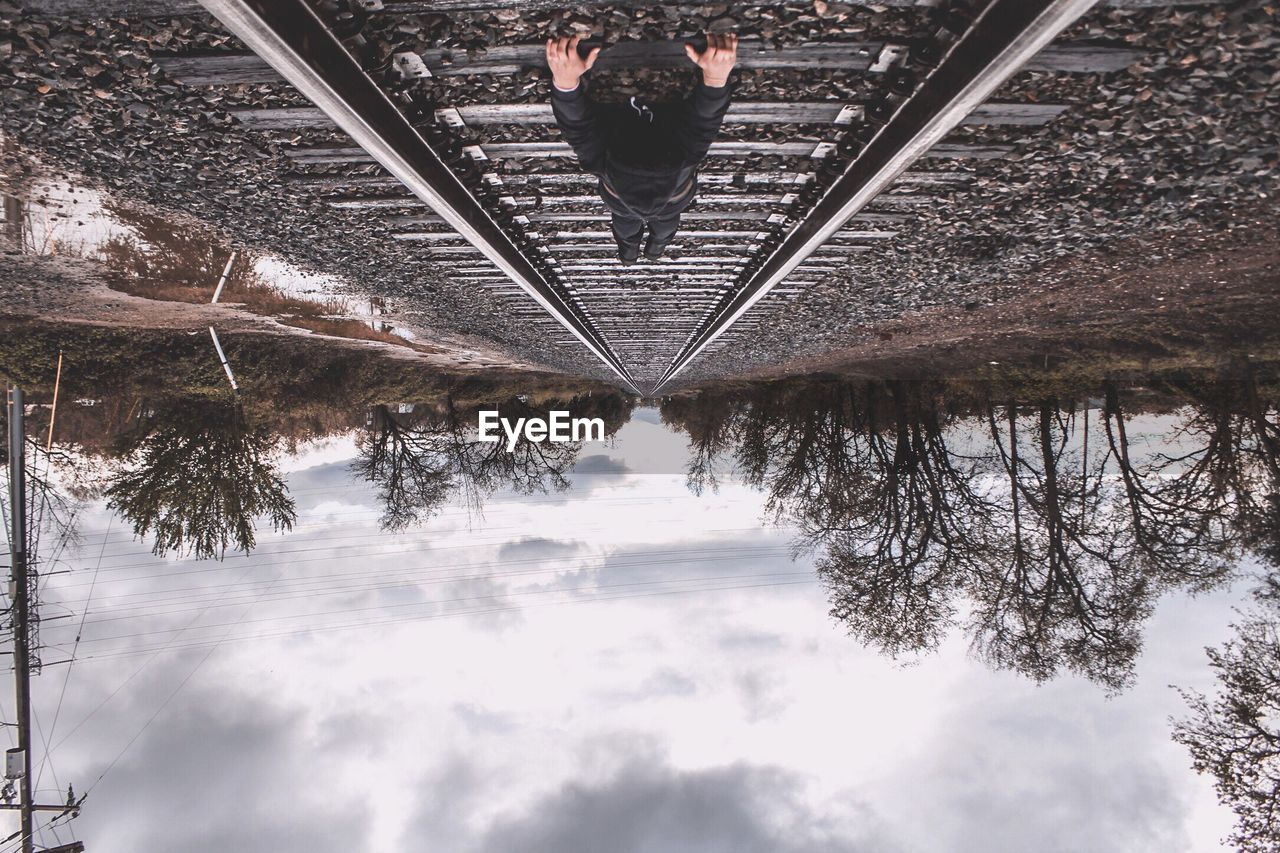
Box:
<box><xmin>0</xmin><ymin>406</ymin><xmax>1250</xmax><ymax>853</ymax></box>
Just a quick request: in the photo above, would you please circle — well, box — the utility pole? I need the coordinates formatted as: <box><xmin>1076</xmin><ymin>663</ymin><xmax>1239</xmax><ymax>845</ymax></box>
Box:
<box><xmin>2</xmin><ymin>389</ymin><xmax>85</xmax><ymax>852</ymax></box>
<box><xmin>7</xmin><ymin>387</ymin><xmax>33</xmax><ymax>853</ymax></box>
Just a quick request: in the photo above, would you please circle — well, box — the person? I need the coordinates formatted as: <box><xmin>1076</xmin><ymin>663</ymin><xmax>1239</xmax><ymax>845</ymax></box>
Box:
<box><xmin>546</xmin><ymin>33</ymin><xmax>739</xmax><ymax>264</ymax></box>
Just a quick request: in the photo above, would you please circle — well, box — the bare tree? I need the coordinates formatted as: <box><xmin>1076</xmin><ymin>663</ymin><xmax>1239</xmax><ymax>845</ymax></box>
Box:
<box><xmin>1168</xmin><ymin>373</ymin><xmax>1280</xmax><ymax>850</ymax></box>
<box><xmin>663</xmin><ymin>377</ymin><xmax>1257</xmax><ymax>691</ymax></box>
<box><xmin>665</xmin><ymin>381</ymin><xmax>993</xmax><ymax>657</ymax></box>
<box><xmin>660</xmin><ymin>387</ymin><xmax>749</xmax><ymax>496</ymax></box>
<box><xmin>353</xmin><ymin>394</ymin><xmax>620</xmax><ymax>532</ymax></box>
<box><xmin>1173</xmin><ymin>580</ymin><xmax>1280</xmax><ymax>852</ymax></box>
<box><xmin>973</xmin><ymin>398</ymin><xmax>1147</xmax><ymax>692</ymax></box>
<box><xmin>807</xmin><ymin>382</ymin><xmax>996</xmax><ymax>657</ymax></box>
<box><xmin>0</xmin><ymin>436</ymin><xmax>85</xmax><ymax>580</ymax></box>
<box><xmin>1248</xmin><ymin>494</ymin><xmax>1280</xmax><ymax>569</ymax></box>
<box><xmin>0</xmin><ymin>395</ymin><xmax>97</xmax><ymax>549</ymax></box>
<box><xmin>352</xmin><ymin>405</ymin><xmax>456</xmax><ymax>531</ymax></box>
<box><xmin>1102</xmin><ymin>381</ymin><xmax>1240</xmax><ymax>592</ymax></box>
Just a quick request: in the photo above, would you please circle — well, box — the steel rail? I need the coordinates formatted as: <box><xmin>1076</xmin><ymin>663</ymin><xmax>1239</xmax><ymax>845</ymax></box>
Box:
<box><xmin>197</xmin><ymin>0</ymin><xmax>641</xmax><ymax>395</ymax></box>
<box><xmin>651</xmin><ymin>0</ymin><xmax>1098</xmax><ymax>394</ymax></box>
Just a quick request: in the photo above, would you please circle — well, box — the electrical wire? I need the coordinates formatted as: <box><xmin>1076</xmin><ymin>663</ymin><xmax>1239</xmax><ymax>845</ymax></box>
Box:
<box><xmin>75</xmin><ymin>567</ymin><xmax>808</xmax><ymax>648</ymax></box>
<box><xmin>75</xmin><ymin>575</ymin><xmax>816</xmax><ymax>665</ymax></box>
<box><xmin>79</xmin><ymin>570</ymin><xmax>287</xmax><ymax>800</ymax></box>
<box><xmin>48</xmin><ymin>543</ymin><xmax>790</xmax><ymax>622</ymax></box>
<box><xmin>75</xmin><ymin>489</ymin><xmax>704</xmax><ymax>563</ymax></box>
<box><xmin>29</xmin><ymin>706</ymin><xmax>62</xmax><ymax>822</ymax></box>
<box><xmin>45</xmin><ymin>526</ymin><xmax>783</xmax><ymax>593</ymax></box>
<box><xmin>49</xmin><ymin>561</ymin><xmax>278</xmax><ymax>754</ymax></box>
<box><xmin>0</xmin><ymin>806</ymin><xmax>77</xmax><ymax>853</ymax></box>
<box><xmin>35</xmin><ymin>517</ymin><xmax>111</xmax><ymax>793</ymax></box>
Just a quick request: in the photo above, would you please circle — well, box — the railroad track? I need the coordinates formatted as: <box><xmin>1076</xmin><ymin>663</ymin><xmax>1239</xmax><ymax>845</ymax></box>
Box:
<box><xmin>175</xmin><ymin>0</ymin><xmax>1149</xmax><ymax>394</ymax></box>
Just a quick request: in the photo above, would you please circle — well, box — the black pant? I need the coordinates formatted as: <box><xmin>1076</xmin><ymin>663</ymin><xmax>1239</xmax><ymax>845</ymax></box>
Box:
<box><xmin>611</xmin><ymin>209</ymin><xmax>682</xmax><ymax>259</ymax></box>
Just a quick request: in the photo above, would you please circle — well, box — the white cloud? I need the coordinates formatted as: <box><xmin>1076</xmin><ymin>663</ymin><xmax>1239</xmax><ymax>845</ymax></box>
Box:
<box><xmin>13</xmin><ymin>409</ymin><xmax>1243</xmax><ymax>852</ymax></box>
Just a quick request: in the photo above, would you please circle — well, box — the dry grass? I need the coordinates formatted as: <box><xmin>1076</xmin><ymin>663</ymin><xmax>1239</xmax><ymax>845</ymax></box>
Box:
<box><xmin>93</xmin><ymin>205</ymin><xmax>430</xmax><ymax>353</ymax></box>
<box><xmin>109</xmin><ymin>273</ymin><xmax>429</xmax><ymax>349</ymax></box>
<box><xmin>284</xmin><ymin>314</ymin><xmax>418</xmax><ymax>347</ymax></box>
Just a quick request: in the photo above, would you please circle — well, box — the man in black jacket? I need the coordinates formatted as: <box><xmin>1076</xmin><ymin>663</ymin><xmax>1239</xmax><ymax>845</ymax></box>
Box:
<box><xmin>547</xmin><ymin>33</ymin><xmax>738</xmax><ymax>263</ymax></box>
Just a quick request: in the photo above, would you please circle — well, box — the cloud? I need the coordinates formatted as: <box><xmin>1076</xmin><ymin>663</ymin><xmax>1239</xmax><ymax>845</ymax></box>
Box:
<box><xmin>733</xmin><ymin>669</ymin><xmax>789</xmax><ymax>723</ymax></box>
<box><xmin>641</xmin><ymin>668</ymin><xmax>698</xmax><ymax>698</ymax></box>
<box><xmin>396</xmin><ymin>753</ymin><xmax>492</xmax><ymax>852</ymax></box>
<box><xmin>571</xmin><ymin>454</ymin><xmax>632</xmax><ymax>476</ymax></box>
<box><xmin>437</xmin><ymin>573</ymin><xmax>525</xmax><ymax>630</ymax></box>
<box><xmin>717</xmin><ymin>628</ymin><xmax>788</xmax><ymax>653</ymax></box>
<box><xmin>292</xmin><ymin>459</ymin><xmax>381</xmax><ymax>511</ymax></box>
<box><xmin>881</xmin><ymin>681</ymin><xmax>1195</xmax><ymax>853</ymax></box>
<box><xmin>467</xmin><ymin>760</ymin><xmax>889</xmax><ymax>853</ymax></box>
<box><xmin>593</xmin><ymin>532</ymin><xmax>800</xmax><ymax>587</ymax></box>
<box><xmin>495</xmin><ymin>537</ymin><xmax>585</xmax><ymax>563</ymax></box>
<box><xmin>595</xmin><ymin>667</ymin><xmax>700</xmax><ymax>703</ymax></box>
<box><xmin>452</xmin><ymin>702</ymin><xmax>518</xmax><ymax>735</ymax></box>
<box><xmin>69</xmin><ymin>680</ymin><xmax>372</xmax><ymax>853</ymax></box>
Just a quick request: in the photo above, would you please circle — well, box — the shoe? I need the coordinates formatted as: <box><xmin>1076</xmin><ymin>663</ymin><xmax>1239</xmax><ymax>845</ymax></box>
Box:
<box><xmin>619</xmin><ymin>245</ymin><xmax>640</xmax><ymax>265</ymax></box>
<box><xmin>619</xmin><ymin>253</ymin><xmax>638</xmax><ymax>266</ymax></box>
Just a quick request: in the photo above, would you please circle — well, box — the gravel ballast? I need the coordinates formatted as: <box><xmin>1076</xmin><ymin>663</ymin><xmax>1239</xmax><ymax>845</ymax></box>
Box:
<box><xmin>3</xmin><ymin>2</ymin><xmax>1277</xmax><ymax>388</ymax></box>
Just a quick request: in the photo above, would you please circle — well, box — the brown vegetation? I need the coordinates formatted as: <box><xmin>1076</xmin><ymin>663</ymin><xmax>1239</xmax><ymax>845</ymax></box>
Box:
<box><xmin>96</xmin><ymin>199</ymin><xmax>436</xmax><ymax>351</ymax></box>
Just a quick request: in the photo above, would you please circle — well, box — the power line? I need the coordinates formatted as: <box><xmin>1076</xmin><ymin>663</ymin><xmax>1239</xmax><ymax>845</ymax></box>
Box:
<box><xmin>72</xmin><ymin>490</ymin><xmax>704</xmax><ymax>563</ymax></box>
<box><xmin>45</xmin><ymin>541</ymin><xmax>802</xmax><ymax>752</ymax></box>
<box><xmin>36</xmin><ymin>517</ymin><xmax>111</xmax><ymax>794</ymax></box>
<box><xmin>28</xmin><ymin>707</ymin><xmax>62</xmax><ymax>825</ymax></box>
<box><xmin>74</xmin><ymin>567</ymin><xmax>809</xmax><ymax>648</ymax></box>
<box><xmin>48</xmin><ymin>561</ymin><xmax>276</xmax><ymax>755</ymax></box>
<box><xmin>53</xmin><ymin>516</ymin><xmax>754</xmax><ymax>582</ymax></box>
<box><xmin>0</xmin><ymin>805</ymin><xmax>77</xmax><ymax>853</ymax></box>
<box><xmin>49</xmin><ymin>543</ymin><xmax>790</xmax><ymax>621</ymax></box>
<box><xmin>73</xmin><ymin>576</ymin><xmax>817</xmax><ymax>665</ymax></box>
<box><xmin>46</xmin><ymin>526</ymin><xmax>785</xmax><ymax>592</ymax></box>
<box><xmin>73</xmin><ymin>553</ymin><xmax>792</xmax><ymax>626</ymax></box>
<box><xmin>79</xmin><ymin>569</ymin><xmax>288</xmax><ymax>800</ymax></box>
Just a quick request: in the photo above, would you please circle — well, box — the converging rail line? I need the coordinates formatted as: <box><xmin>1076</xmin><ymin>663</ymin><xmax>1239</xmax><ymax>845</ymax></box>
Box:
<box><xmin>185</xmin><ymin>0</ymin><xmax>1154</xmax><ymax>393</ymax></box>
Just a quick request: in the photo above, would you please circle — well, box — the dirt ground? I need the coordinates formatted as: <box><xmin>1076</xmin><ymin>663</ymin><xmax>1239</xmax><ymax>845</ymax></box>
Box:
<box><xmin>6</xmin><ymin>221</ymin><xmax>1277</xmax><ymax>392</ymax></box>
<box><xmin>0</xmin><ymin>253</ymin><xmax>540</xmax><ymax>374</ymax></box>
<box><xmin>724</xmin><ymin>211</ymin><xmax>1280</xmax><ymax>384</ymax></box>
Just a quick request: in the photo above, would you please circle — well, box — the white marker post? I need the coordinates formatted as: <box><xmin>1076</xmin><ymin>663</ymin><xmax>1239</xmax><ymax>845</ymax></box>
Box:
<box><xmin>209</xmin><ymin>327</ymin><xmax>238</xmax><ymax>391</ymax></box>
<box><xmin>210</xmin><ymin>251</ymin><xmax>237</xmax><ymax>304</ymax></box>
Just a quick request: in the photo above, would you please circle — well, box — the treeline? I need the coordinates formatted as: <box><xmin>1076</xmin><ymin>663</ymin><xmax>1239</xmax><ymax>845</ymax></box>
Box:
<box><xmin>664</xmin><ymin>371</ymin><xmax>1280</xmax><ymax>849</ymax></box>
<box><xmin>0</xmin><ymin>320</ymin><xmax>634</xmax><ymax>558</ymax></box>
<box><xmin>662</xmin><ymin>372</ymin><xmax>1280</xmax><ymax>691</ymax></box>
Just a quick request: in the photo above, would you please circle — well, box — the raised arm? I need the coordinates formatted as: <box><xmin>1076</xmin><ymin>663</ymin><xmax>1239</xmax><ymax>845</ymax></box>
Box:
<box><xmin>679</xmin><ymin>33</ymin><xmax>738</xmax><ymax>164</ymax></box>
<box><xmin>547</xmin><ymin>36</ymin><xmax>606</xmax><ymax>173</ymax></box>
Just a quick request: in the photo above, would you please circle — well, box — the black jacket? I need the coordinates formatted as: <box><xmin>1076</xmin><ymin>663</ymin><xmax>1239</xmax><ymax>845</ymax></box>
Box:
<box><xmin>551</xmin><ymin>81</ymin><xmax>732</xmax><ymax>219</ymax></box>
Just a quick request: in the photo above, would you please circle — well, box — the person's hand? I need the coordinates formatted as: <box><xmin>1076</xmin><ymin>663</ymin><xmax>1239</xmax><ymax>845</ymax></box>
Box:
<box><xmin>545</xmin><ymin>35</ymin><xmax>600</xmax><ymax>91</ymax></box>
<box><xmin>685</xmin><ymin>33</ymin><xmax>738</xmax><ymax>88</ymax></box>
